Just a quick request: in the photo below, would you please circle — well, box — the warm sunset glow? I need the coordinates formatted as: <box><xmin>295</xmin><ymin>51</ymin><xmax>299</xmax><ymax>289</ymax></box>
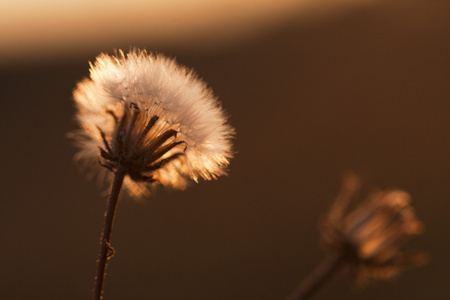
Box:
<box><xmin>1</xmin><ymin>0</ymin><xmax>375</xmax><ymax>63</ymax></box>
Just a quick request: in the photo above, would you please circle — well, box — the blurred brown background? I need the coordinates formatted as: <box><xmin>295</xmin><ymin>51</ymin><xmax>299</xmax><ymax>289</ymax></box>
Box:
<box><xmin>1</xmin><ymin>0</ymin><xmax>449</xmax><ymax>299</ymax></box>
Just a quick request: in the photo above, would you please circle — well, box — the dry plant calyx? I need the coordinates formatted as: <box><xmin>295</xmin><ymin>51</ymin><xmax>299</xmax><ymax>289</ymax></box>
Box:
<box><xmin>322</xmin><ymin>174</ymin><xmax>429</xmax><ymax>286</ymax></box>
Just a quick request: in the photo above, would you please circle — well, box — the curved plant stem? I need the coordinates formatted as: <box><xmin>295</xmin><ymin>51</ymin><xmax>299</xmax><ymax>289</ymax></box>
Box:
<box><xmin>94</xmin><ymin>167</ymin><xmax>126</xmax><ymax>300</ymax></box>
<box><xmin>286</xmin><ymin>253</ymin><xmax>344</xmax><ymax>300</ymax></box>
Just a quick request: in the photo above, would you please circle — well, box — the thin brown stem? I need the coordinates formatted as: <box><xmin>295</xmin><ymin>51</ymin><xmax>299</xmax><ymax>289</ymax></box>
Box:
<box><xmin>94</xmin><ymin>167</ymin><xmax>126</xmax><ymax>300</ymax></box>
<box><xmin>286</xmin><ymin>253</ymin><xmax>344</xmax><ymax>300</ymax></box>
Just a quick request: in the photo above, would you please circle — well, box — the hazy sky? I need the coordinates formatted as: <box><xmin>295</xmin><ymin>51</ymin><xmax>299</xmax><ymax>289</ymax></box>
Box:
<box><xmin>1</xmin><ymin>0</ymin><xmax>374</xmax><ymax>63</ymax></box>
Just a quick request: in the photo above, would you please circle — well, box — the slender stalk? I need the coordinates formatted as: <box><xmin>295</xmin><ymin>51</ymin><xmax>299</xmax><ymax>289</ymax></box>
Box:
<box><xmin>286</xmin><ymin>253</ymin><xmax>344</xmax><ymax>300</ymax></box>
<box><xmin>94</xmin><ymin>167</ymin><xmax>126</xmax><ymax>300</ymax></box>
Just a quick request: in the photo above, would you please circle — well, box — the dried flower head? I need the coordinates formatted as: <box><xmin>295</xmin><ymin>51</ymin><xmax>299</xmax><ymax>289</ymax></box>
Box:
<box><xmin>321</xmin><ymin>174</ymin><xmax>428</xmax><ymax>286</ymax></box>
<box><xmin>71</xmin><ymin>49</ymin><xmax>234</xmax><ymax>196</ymax></box>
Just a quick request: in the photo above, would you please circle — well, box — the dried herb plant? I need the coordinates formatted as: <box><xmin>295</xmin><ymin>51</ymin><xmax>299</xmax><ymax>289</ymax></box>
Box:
<box><xmin>286</xmin><ymin>174</ymin><xmax>428</xmax><ymax>300</ymax></box>
<box><xmin>71</xmin><ymin>49</ymin><xmax>234</xmax><ymax>300</ymax></box>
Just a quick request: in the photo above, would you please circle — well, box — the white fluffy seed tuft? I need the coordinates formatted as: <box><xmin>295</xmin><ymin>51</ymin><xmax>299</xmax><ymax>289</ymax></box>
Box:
<box><xmin>72</xmin><ymin>49</ymin><xmax>234</xmax><ymax>197</ymax></box>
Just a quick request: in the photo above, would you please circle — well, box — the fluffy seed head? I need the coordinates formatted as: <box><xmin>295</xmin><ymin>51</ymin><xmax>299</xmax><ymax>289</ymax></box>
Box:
<box><xmin>71</xmin><ymin>49</ymin><xmax>234</xmax><ymax>196</ymax></box>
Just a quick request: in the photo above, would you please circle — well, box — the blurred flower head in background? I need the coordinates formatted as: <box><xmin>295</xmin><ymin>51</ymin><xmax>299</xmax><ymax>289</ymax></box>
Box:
<box><xmin>322</xmin><ymin>174</ymin><xmax>429</xmax><ymax>286</ymax></box>
<box><xmin>71</xmin><ymin>49</ymin><xmax>234</xmax><ymax>197</ymax></box>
